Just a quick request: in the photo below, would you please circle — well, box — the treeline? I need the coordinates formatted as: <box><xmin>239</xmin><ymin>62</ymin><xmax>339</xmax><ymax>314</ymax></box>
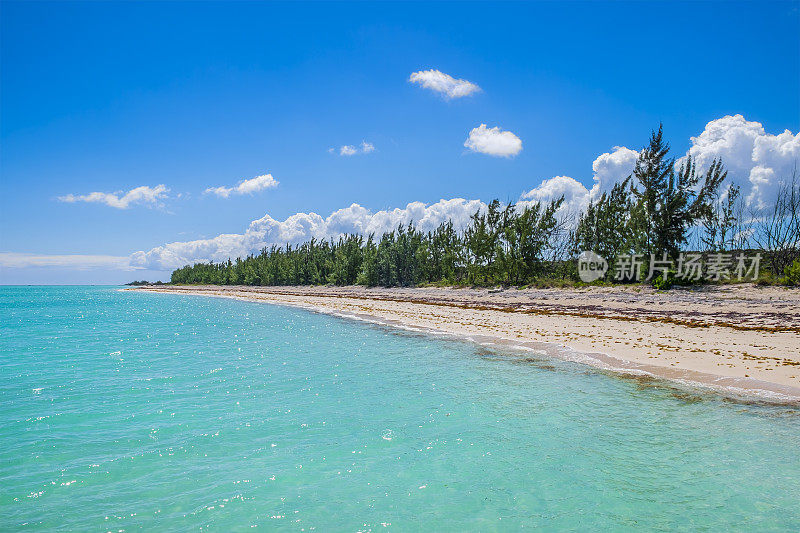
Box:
<box><xmin>170</xmin><ymin>198</ymin><xmax>570</xmax><ymax>287</ymax></box>
<box><xmin>170</xmin><ymin>126</ymin><xmax>800</xmax><ymax>287</ymax></box>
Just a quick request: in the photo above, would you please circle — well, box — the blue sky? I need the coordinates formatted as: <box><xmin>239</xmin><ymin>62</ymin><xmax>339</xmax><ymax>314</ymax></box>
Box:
<box><xmin>1</xmin><ymin>1</ymin><xmax>799</xmax><ymax>283</ymax></box>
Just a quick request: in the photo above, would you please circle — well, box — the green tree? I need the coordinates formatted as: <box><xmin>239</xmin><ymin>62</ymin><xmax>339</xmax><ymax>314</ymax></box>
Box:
<box><xmin>631</xmin><ymin>125</ymin><xmax>726</xmax><ymax>258</ymax></box>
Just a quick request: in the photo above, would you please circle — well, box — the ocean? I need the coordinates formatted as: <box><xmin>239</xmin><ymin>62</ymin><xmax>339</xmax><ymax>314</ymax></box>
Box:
<box><xmin>2</xmin><ymin>286</ymin><xmax>799</xmax><ymax>531</ymax></box>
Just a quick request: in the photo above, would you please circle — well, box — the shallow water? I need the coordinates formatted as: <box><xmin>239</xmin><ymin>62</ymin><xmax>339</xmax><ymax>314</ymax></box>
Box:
<box><xmin>2</xmin><ymin>286</ymin><xmax>799</xmax><ymax>531</ymax></box>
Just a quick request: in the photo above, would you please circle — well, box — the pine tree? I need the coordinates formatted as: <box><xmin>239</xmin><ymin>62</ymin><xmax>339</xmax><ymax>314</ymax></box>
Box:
<box><xmin>631</xmin><ymin>124</ymin><xmax>727</xmax><ymax>259</ymax></box>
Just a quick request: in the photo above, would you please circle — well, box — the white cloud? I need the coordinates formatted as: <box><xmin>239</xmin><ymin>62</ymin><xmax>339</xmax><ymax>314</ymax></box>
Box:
<box><xmin>464</xmin><ymin>124</ymin><xmax>523</xmax><ymax>158</ymax></box>
<box><xmin>518</xmin><ymin>147</ymin><xmax>638</xmax><ymax>217</ymax></box>
<box><xmin>408</xmin><ymin>69</ymin><xmax>481</xmax><ymax>99</ymax></box>
<box><xmin>516</xmin><ymin>116</ymin><xmax>799</xmax><ymax>218</ymax></box>
<box><xmin>58</xmin><ymin>185</ymin><xmax>169</xmax><ymax>209</ymax></box>
<box><xmin>205</xmin><ymin>173</ymin><xmax>279</xmax><ymax>198</ymax></box>
<box><xmin>589</xmin><ymin>146</ymin><xmax>638</xmax><ymax>199</ymax></box>
<box><xmin>677</xmin><ymin>115</ymin><xmax>800</xmax><ymax>208</ymax></box>
<box><xmin>0</xmin><ymin>252</ymin><xmax>137</xmax><ymax>270</ymax></box>
<box><xmin>130</xmin><ymin>198</ymin><xmax>486</xmax><ymax>270</ymax></box>
<box><xmin>519</xmin><ymin>175</ymin><xmax>592</xmax><ymax>216</ymax></box>
<box><xmin>337</xmin><ymin>142</ymin><xmax>375</xmax><ymax>156</ymax></box>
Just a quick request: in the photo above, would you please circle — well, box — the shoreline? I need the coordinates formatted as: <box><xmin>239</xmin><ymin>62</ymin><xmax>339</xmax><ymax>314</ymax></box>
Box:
<box><xmin>129</xmin><ymin>284</ymin><xmax>800</xmax><ymax>404</ymax></box>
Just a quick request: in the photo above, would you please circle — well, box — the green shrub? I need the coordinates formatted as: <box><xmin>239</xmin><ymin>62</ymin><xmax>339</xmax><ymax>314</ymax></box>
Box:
<box><xmin>783</xmin><ymin>258</ymin><xmax>800</xmax><ymax>286</ymax></box>
<box><xmin>651</xmin><ymin>273</ymin><xmax>673</xmax><ymax>291</ymax></box>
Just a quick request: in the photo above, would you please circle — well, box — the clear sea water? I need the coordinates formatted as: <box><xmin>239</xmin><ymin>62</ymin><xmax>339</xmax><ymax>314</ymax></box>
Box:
<box><xmin>1</xmin><ymin>286</ymin><xmax>799</xmax><ymax>531</ymax></box>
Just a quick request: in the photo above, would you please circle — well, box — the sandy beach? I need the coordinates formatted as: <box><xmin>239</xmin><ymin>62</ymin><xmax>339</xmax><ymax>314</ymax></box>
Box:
<box><xmin>132</xmin><ymin>284</ymin><xmax>800</xmax><ymax>402</ymax></box>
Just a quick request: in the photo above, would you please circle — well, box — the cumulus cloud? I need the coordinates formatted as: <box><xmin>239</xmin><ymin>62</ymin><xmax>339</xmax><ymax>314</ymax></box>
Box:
<box><xmin>677</xmin><ymin>114</ymin><xmax>800</xmax><ymax>208</ymax></box>
<box><xmin>519</xmin><ymin>175</ymin><xmax>592</xmax><ymax>215</ymax></box>
<box><xmin>334</xmin><ymin>141</ymin><xmax>376</xmax><ymax>156</ymax></box>
<box><xmin>589</xmin><ymin>146</ymin><xmax>639</xmax><ymax>199</ymax></box>
<box><xmin>58</xmin><ymin>185</ymin><xmax>169</xmax><ymax>209</ymax></box>
<box><xmin>408</xmin><ymin>69</ymin><xmax>481</xmax><ymax>99</ymax></box>
<box><xmin>464</xmin><ymin>124</ymin><xmax>523</xmax><ymax>158</ymax></box>
<box><xmin>518</xmin><ymin>146</ymin><xmax>638</xmax><ymax>218</ymax></box>
<box><xmin>516</xmin><ymin>116</ymin><xmax>799</xmax><ymax>217</ymax></box>
<box><xmin>205</xmin><ymin>173</ymin><xmax>279</xmax><ymax>198</ymax></box>
<box><xmin>130</xmin><ymin>198</ymin><xmax>486</xmax><ymax>270</ymax></box>
<box><xmin>0</xmin><ymin>252</ymin><xmax>137</xmax><ymax>270</ymax></box>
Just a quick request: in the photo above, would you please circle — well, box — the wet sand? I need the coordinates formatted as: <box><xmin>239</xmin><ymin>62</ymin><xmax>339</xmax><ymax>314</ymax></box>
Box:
<box><xmin>132</xmin><ymin>284</ymin><xmax>800</xmax><ymax>403</ymax></box>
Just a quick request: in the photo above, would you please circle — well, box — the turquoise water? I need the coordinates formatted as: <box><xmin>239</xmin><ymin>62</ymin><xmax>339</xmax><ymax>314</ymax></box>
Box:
<box><xmin>1</xmin><ymin>286</ymin><xmax>799</xmax><ymax>531</ymax></box>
